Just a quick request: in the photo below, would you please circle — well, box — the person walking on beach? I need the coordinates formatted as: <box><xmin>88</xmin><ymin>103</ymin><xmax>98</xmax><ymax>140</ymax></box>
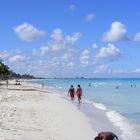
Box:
<box><xmin>68</xmin><ymin>85</ymin><xmax>75</xmax><ymax>101</ymax></box>
<box><xmin>76</xmin><ymin>84</ymin><xmax>82</xmax><ymax>103</ymax></box>
<box><xmin>6</xmin><ymin>80</ymin><xmax>9</xmax><ymax>88</ymax></box>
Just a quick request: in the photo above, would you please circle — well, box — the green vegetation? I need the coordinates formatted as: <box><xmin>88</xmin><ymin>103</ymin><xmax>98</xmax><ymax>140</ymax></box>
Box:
<box><xmin>0</xmin><ymin>60</ymin><xmax>35</xmax><ymax>79</ymax></box>
<box><xmin>10</xmin><ymin>71</ymin><xmax>35</xmax><ymax>79</ymax></box>
<box><xmin>0</xmin><ymin>60</ymin><xmax>10</xmax><ymax>79</ymax></box>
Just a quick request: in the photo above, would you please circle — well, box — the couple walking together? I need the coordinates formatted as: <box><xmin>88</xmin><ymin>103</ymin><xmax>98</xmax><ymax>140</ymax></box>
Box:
<box><xmin>68</xmin><ymin>85</ymin><xmax>82</xmax><ymax>103</ymax></box>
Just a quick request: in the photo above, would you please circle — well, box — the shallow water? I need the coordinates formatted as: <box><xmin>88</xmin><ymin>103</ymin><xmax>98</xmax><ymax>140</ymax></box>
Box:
<box><xmin>30</xmin><ymin>78</ymin><xmax>140</xmax><ymax>140</ymax></box>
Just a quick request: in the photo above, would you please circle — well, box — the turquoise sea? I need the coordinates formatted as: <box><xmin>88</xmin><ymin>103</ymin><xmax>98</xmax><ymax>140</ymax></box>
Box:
<box><xmin>30</xmin><ymin>78</ymin><xmax>140</xmax><ymax>140</ymax></box>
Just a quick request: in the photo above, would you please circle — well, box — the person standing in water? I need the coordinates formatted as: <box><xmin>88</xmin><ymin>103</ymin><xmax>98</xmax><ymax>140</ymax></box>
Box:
<box><xmin>76</xmin><ymin>84</ymin><xmax>82</xmax><ymax>103</ymax></box>
<box><xmin>68</xmin><ymin>85</ymin><xmax>75</xmax><ymax>101</ymax></box>
<box><xmin>42</xmin><ymin>82</ymin><xmax>44</xmax><ymax>88</ymax></box>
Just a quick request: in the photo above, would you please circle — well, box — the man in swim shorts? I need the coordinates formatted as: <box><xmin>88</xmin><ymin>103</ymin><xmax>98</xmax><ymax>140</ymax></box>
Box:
<box><xmin>68</xmin><ymin>85</ymin><xmax>75</xmax><ymax>101</ymax></box>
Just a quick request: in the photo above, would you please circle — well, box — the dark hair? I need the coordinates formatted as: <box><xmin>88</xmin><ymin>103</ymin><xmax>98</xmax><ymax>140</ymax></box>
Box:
<box><xmin>94</xmin><ymin>136</ymin><xmax>100</xmax><ymax>140</ymax></box>
<box><xmin>71</xmin><ymin>85</ymin><xmax>73</xmax><ymax>88</ymax></box>
<box><xmin>78</xmin><ymin>84</ymin><xmax>80</xmax><ymax>87</ymax></box>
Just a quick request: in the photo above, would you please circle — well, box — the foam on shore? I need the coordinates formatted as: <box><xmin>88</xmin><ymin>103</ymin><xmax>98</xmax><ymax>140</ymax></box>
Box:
<box><xmin>106</xmin><ymin>110</ymin><xmax>140</xmax><ymax>140</ymax></box>
<box><xmin>82</xmin><ymin>99</ymin><xmax>140</xmax><ymax>140</ymax></box>
<box><xmin>28</xmin><ymin>80</ymin><xmax>140</xmax><ymax>140</ymax></box>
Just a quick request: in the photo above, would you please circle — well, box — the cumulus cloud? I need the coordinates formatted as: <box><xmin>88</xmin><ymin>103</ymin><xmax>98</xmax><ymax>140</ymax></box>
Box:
<box><xmin>134</xmin><ymin>32</ymin><xmax>140</xmax><ymax>42</ymax></box>
<box><xmin>80</xmin><ymin>50</ymin><xmax>90</xmax><ymax>65</ymax></box>
<box><xmin>102</xmin><ymin>21</ymin><xmax>127</xmax><ymax>42</ymax></box>
<box><xmin>132</xmin><ymin>68</ymin><xmax>140</xmax><ymax>73</ymax></box>
<box><xmin>67</xmin><ymin>62</ymin><xmax>75</xmax><ymax>68</ymax></box>
<box><xmin>85</xmin><ymin>14</ymin><xmax>95</xmax><ymax>22</ymax></box>
<box><xmin>61</xmin><ymin>53</ymin><xmax>72</xmax><ymax>62</ymax></box>
<box><xmin>9</xmin><ymin>55</ymin><xmax>28</xmax><ymax>62</ymax></box>
<box><xmin>96</xmin><ymin>43</ymin><xmax>121</xmax><ymax>61</ymax></box>
<box><xmin>112</xmin><ymin>69</ymin><xmax>125</xmax><ymax>74</ymax></box>
<box><xmin>94</xmin><ymin>65</ymin><xmax>111</xmax><ymax>74</ymax></box>
<box><xmin>40</xmin><ymin>46</ymin><xmax>49</xmax><ymax>55</ymax></box>
<box><xmin>93</xmin><ymin>66</ymin><xmax>127</xmax><ymax>75</ymax></box>
<box><xmin>46</xmin><ymin>28</ymin><xmax>81</xmax><ymax>51</ymax></box>
<box><xmin>32</xmin><ymin>49</ymin><xmax>37</xmax><ymax>56</ymax></box>
<box><xmin>51</xmin><ymin>57</ymin><xmax>60</xmax><ymax>66</ymax></box>
<box><xmin>92</xmin><ymin>43</ymin><xmax>98</xmax><ymax>49</ymax></box>
<box><xmin>13</xmin><ymin>22</ymin><xmax>46</xmax><ymax>42</ymax></box>
<box><xmin>69</xmin><ymin>4</ymin><xmax>76</xmax><ymax>12</ymax></box>
<box><xmin>0</xmin><ymin>51</ymin><xmax>8</xmax><ymax>58</ymax></box>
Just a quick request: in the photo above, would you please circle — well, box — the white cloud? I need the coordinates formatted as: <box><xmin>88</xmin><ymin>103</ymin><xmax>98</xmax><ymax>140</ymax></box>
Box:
<box><xmin>67</xmin><ymin>62</ymin><xmax>75</xmax><ymax>68</ymax></box>
<box><xmin>51</xmin><ymin>57</ymin><xmax>60</xmax><ymax>66</ymax></box>
<box><xmin>96</xmin><ymin>43</ymin><xmax>121</xmax><ymax>61</ymax></box>
<box><xmin>112</xmin><ymin>69</ymin><xmax>125</xmax><ymax>74</ymax></box>
<box><xmin>94</xmin><ymin>66</ymin><xmax>127</xmax><ymax>75</ymax></box>
<box><xmin>94</xmin><ymin>65</ymin><xmax>111</xmax><ymax>74</ymax></box>
<box><xmin>0</xmin><ymin>51</ymin><xmax>8</xmax><ymax>58</ymax></box>
<box><xmin>46</xmin><ymin>28</ymin><xmax>81</xmax><ymax>51</ymax></box>
<box><xmin>92</xmin><ymin>43</ymin><xmax>98</xmax><ymax>49</ymax></box>
<box><xmin>61</xmin><ymin>53</ymin><xmax>72</xmax><ymax>62</ymax></box>
<box><xmin>85</xmin><ymin>14</ymin><xmax>95</xmax><ymax>22</ymax></box>
<box><xmin>102</xmin><ymin>21</ymin><xmax>127</xmax><ymax>42</ymax></box>
<box><xmin>9</xmin><ymin>55</ymin><xmax>28</xmax><ymax>62</ymax></box>
<box><xmin>132</xmin><ymin>68</ymin><xmax>140</xmax><ymax>73</ymax></box>
<box><xmin>32</xmin><ymin>49</ymin><xmax>37</xmax><ymax>56</ymax></box>
<box><xmin>40</xmin><ymin>46</ymin><xmax>49</xmax><ymax>55</ymax></box>
<box><xmin>69</xmin><ymin>4</ymin><xmax>76</xmax><ymax>12</ymax></box>
<box><xmin>80</xmin><ymin>50</ymin><xmax>90</xmax><ymax>65</ymax></box>
<box><xmin>134</xmin><ymin>32</ymin><xmax>140</xmax><ymax>42</ymax></box>
<box><xmin>13</xmin><ymin>22</ymin><xmax>46</xmax><ymax>42</ymax></box>
<box><xmin>82</xmin><ymin>50</ymin><xmax>89</xmax><ymax>55</ymax></box>
<box><xmin>66</xmin><ymin>32</ymin><xmax>81</xmax><ymax>43</ymax></box>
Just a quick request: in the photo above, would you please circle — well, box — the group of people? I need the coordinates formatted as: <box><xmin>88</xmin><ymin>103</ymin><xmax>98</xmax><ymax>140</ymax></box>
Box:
<box><xmin>68</xmin><ymin>85</ymin><xmax>118</xmax><ymax>140</ymax></box>
<box><xmin>67</xmin><ymin>84</ymin><xmax>82</xmax><ymax>103</ymax></box>
<box><xmin>15</xmin><ymin>79</ymin><xmax>21</xmax><ymax>85</ymax></box>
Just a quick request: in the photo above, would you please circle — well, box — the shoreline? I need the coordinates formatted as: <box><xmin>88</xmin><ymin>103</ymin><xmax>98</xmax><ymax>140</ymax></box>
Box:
<box><xmin>1</xmin><ymin>80</ymin><xmax>140</xmax><ymax>140</ymax></box>
<box><xmin>0</xmin><ymin>80</ymin><xmax>97</xmax><ymax>140</ymax></box>
<box><xmin>62</xmin><ymin>95</ymin><xmax>140</xmax><ymax>140</ymax></box>
<box><xmin>28</xmin><ymin>79</ymin><xmax>140</xmax><ymax>140</ymax></box>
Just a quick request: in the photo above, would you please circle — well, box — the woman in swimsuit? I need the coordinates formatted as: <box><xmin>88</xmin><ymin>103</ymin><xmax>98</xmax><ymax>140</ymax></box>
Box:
<box><xmin>76</xmin><ymin>84</ymin><xmax>82</xmax><ymax>103</ymax></box>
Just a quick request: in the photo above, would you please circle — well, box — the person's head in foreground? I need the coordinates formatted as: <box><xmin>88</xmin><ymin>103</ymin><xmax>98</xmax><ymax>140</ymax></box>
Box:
<box><xmin>71</xmin><ymin>85</ymin><xmax>73</xmax><ymax>88</ymax></box>
<box><xmin>94</xmin><ymin>132</ymin><xmax>118</xmax><ymax>140</ymax></box>
<box><xmin>78</xmin><ymin>84</ymin><xmax>80</xmax><ymax>87</ymax></box>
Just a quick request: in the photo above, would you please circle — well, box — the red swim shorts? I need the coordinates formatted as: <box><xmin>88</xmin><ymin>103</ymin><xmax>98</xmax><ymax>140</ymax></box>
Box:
<box><xmin>70</xmin><ymin>93</ymin><xmax>74</xmax><ymax>98</ymax></box>
<box><xmin>77</xmin><ymin>92</ymin><xmax>81</xmax><ymax>98</ymax></box>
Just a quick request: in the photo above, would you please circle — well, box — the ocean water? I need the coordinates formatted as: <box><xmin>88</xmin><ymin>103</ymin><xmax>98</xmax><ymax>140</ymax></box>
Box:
<box><xmin>30</xmin><ymin>78</ymin><xmax>140</xmax><ymax>140</ymax></box>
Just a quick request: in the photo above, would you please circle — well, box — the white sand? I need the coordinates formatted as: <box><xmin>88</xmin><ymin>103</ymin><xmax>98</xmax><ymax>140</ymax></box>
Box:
<box><xmin>0</xmin><ymin>81</ymin><xmax>97</xmax><ymax>140</ymax></box>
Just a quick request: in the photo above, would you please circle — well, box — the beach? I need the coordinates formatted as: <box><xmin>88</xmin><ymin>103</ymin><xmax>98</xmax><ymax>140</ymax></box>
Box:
<box><xmin>31</xmin><ymin>78</ymin><xmax>140</xmax><ymax>140</ymax></box>
<box><xmin>0</xmin><ymin>80</ymin><xmax>97</xmax><ymax>140</ymax></box>
<box><xmin>1</xmin><ymin>1</ymin><xmax>140</xmax><ymax>140</ymax></box>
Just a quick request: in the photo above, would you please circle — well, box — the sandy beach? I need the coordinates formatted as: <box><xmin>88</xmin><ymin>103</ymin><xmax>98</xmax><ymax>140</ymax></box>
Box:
<box><xmin>0</xmin><ymin>80</ymin><xmax>97</xmax><ymax>140</ymax></box>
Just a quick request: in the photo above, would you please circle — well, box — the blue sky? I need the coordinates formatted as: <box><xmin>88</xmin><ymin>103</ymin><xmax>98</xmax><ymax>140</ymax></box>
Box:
<box><xmin>0</xmin><ymin>0</ymin><xmax>140</xmax><ymax>78</ymax></box>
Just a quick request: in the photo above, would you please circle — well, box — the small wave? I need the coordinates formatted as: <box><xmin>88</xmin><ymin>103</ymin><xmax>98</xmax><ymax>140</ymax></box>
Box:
<box><xmin>92</xmin><ymin>84</ymin><xmax>98</xmax><ymax>87</ymax></box>
<box><xmin>84</xmin><ymin>99</ymin><xmax>92</xmax><ymax>104</ymax></box>
<box><xmin>84</xmin><ymin>99</ymin><xmax>140</xmax><ymax>140</ymax></box>
<box><xmin>84</xmin><ymin>100</ymin><xmax>107</xmax><ymax>110</ymax></box>
<box><xmin>47</xmin><ymin>86</ymin><xmax>56</xmax><ymax>89</ymax></box>
<box><xmin>55</xmin><ymin>85</ymin><xmax>63</xmax><ymax>89</ymax></box>
<box><xmin>106</xmin><ymin>110</ymin><xmax>138</xmax><ymax>140</ymax></box>
<box><xmin>92</xmin><ymin>102</ymin><xmax>107</xmax><ymax>110</ymax></box>
<box><xmin>91</xmin><ymin>82</ymin><xmax>105</xmax><ymax>85</ymax></box>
